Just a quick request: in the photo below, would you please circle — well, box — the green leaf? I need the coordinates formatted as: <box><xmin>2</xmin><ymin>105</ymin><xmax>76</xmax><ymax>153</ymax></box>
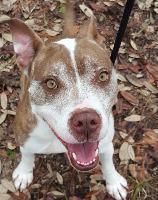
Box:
<box><xmin>6</xmin><ymin>149</ymin><xmax>16</xmax><ymax>160</ymax></box>
<box><xmin>58</xmin><ymin>5</ymin><xmax>65</xmax><ymax>13</ymax></box>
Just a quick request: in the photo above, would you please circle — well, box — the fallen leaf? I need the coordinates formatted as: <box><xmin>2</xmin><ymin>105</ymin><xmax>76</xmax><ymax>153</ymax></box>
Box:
<box><xmin>91</xmin><ymin>195</ymin><xmax>97</xmax><ymax>200</ymax></box>
<box><xmin>119</xmin><ymin>142</ymin><xmax>130</xmax><ymax>163</ymax></box>
<box><xmin>1</xmin><ymin>109</ymin><xmax>16</xmax><ymax>115</ymax></box>
<box><xmin>49</xmin><ymin>190</ymin><xmax>65</xmax><ymax>197</ymax></box>
<box><xmin>129</xmin><ymin>164</ymin><xmax>137</xmax><ymax>178</ymax></box>
<box><xmin>118</xmin><ymin>83</ymin><xmax>132</xmax><ymax>91</ymax></box>
<box><xmin>137</xmin><ymin>0</ymin><xmax>154</xmax><ymax>10</ymax></box>
<box><xmin>56</xmin><ymin>172</ymin><xmax>63</xmax><ymax>185</ymax></box>
<box><xmin>128</xmin><ymin>145</ymin><xmax>135</xmax><ymax>161</ymax></box>
<box><xmin>0</xmin><ymin>113</ymin><xmax>7</xmax><ymax>124</ymax></box>
<box><xmin>46</xmin><ymin>29</ymin><xmax>59</xmax><ymax>37</ymax></box>
<box><xmin>0</xmin><ymin>37</ymin><xmax>5</xmax><ymax>48</ymax></box>
<box><xmin>124</xmin><ymin>114</ymin><xmax>145</xmax><ymax>122</ymax></box>
<box><xmin>0</xmin><ymin>14</ymin><xmax>10</xmax><ymax>22</ymax></box>
<box><xmin>79</xmin><ymin>3</ymin><xmax>94</xmax><ymax>17</ymax></box>
<box><xmin>1</xmin><ymin>179</ymin><xmax>16</xmax><ymax>192</ymax></box>
<box><xmin>119</xmin><ymin>131</ymin><xmax>128</xmax><ymax>139</ymax></box>
<box><xmin>2</xmin><ymin>33</ymin><xmax>12</xmax><ymax>42</ymax></box>
<box><xmin>0</xmin><ymin>160</ymin><xmax>1</xmax><ymax>175</ymax></box>
<box><xmin>126</xmin><ymin>74</ymin><xmax>143</xmax><ymax>87</ymax></box>
<box><xmin>1</xmin><ymin>92</ymin><xmax>7</xmax><ymax>109</ymax></box>
<box><xmin>120</xmin><ymin>91</ymin><xmax>139</xmax><ymax>105</ymax></box>
<box><xmin>53</xmin><ymin>23</ymin><xmax>62</xmax><ymax>32</ymax></box>
<box><xmin>130</xmin><ymin>39</ymin><xmax>138</xmax><ymax>50</ymax></box>
<box><xmin>146</xmin><ymin>63</ymin><xmax>158</xmax><ymax>80</ymax></box>
<box><xmin>117</xmin><ymin>73</ymin><xmax>127</xmax><ymax>82</ymax></box>
<box><xmin>7</xmin><ymin>142</ymin><xmax>16</xmax><ymax>150</ymax></box>
<box><xmin>0</xmin><ymin>194</ymin><xmax>11</xmax><ymax>200</ymax></box>
<box><xmin>90</xmin><ymin>174</ymin><xmax>103</xmax><ymax>181</ymax></box>
<box><xmin>143</xmin><ymin>81</ymin><xmax>158</xmax><ymax>94</ymax></box>
<box><xmin>138</xmin><ymin>130</ymin><xmax>158</xmax><ymax>146</ymax></box>
<box><xmin>0</xmin><ymin>184</ymin><xmax>8</xmax><ymax>193</ymax></box>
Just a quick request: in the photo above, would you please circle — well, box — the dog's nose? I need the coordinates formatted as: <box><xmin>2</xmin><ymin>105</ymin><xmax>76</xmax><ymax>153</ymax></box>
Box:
<box><xmin>69</xmin><ymin>109</ymin><xmax>101</xmax><ymax>141</ymax></box>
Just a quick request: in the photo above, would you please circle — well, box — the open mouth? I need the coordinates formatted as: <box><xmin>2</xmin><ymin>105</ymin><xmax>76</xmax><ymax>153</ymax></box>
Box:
<box><xmin>66</xmin><ymin>141</ymin><xmax>99</xmax><ymax>171</ymax></box>
<box><xmin>42</xmin><ymin>117</ymin><xmax>99</xmax><ymax>171</ymax></box>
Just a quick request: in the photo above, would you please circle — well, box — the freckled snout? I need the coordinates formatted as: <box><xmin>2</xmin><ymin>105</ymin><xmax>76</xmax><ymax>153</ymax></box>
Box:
<box><xmin>69</xmin><ymin>109</ymin><xmax>101</xmax><ymax>142</ymax></box>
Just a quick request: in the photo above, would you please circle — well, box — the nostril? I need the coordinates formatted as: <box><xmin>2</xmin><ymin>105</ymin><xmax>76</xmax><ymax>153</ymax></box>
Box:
<box><xmin>77</xmin><ymin>121</ymin><xmax>83</xmax><ymax>127</ymax></box>
<box><xmin>90</xmin><ymin>120</ymin><xmax>97</xmax><ymax>126</ymax></box>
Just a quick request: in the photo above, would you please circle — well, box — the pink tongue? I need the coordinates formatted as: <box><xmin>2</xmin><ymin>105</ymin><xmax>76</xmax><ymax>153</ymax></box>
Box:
<box><xmin>67</xmin><ymin>142</ymin><xmax>98</xmax><ymax>163</ymax></box>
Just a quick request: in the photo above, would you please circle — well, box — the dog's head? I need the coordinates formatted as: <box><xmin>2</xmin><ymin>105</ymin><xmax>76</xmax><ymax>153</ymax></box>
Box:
<box><xmin>6</xmin><ymin>1</ymin><xmax>118</xmax><ymax>171</ymax></box>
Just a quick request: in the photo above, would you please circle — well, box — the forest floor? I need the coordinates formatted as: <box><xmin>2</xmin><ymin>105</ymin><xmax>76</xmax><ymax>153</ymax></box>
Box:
<box><xmin>0</xmin><ymin>0</ymin><xmax>158</xmax><ymax>199</ymax></box>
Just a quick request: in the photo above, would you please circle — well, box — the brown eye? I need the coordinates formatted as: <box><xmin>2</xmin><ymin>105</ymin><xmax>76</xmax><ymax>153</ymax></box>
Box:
<box><xmin>46</xmin><ymin>79</ymin><xmax>57</xmax><ymax>89</ymax></box>
<box><xmin>99</xmin><ymin>71</ymin><xmax>109</xmax><ymax>82</ymax></box>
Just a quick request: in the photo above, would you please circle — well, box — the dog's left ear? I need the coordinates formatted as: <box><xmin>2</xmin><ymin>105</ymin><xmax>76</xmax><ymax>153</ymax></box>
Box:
<box><xmin>78</xmin><ymin>16</ymin><xmax>104</xmax><ymax>45</ymax></box>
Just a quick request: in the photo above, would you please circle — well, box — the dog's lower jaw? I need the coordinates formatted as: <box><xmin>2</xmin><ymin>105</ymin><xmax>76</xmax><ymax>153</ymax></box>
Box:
<box><xmin>99</xmin><ymin>142</ymin><xmax>127</xmax><ymax>200</ymax></box>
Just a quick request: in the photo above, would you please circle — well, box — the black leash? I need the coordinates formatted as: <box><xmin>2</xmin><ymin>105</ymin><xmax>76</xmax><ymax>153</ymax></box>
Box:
<box><xmin>110</xmin><ymin>0</ymin><xmax>135</xmax><ymax>65</ymax></box>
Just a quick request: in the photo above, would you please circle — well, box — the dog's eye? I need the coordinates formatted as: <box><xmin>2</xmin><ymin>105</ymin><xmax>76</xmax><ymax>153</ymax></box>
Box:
<box><xmin>99</xmin><ymin>71</ymin><xmax>109</xmax><ymax>82</ymax></box>
<box><xmin>46</xmin><ymin>79</ymin><xmax>57</xmax><ymax>89</ymax></box>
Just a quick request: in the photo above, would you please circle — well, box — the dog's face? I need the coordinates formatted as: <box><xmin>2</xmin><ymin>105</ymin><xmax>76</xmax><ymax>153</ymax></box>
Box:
<box><xmin>8</xmin><ymin>19</ymin><xmax>118</xmax><ymax>171</ymax></box>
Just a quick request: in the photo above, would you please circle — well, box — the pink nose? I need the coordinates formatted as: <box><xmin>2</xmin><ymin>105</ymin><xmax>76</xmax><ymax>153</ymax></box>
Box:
<box><xmin>69</xmin><ymin>109</ymin><xmax>101</xmax><ymax>141</ymax></box>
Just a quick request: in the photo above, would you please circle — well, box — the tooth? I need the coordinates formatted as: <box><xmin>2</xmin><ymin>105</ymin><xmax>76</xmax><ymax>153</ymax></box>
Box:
<box><xmin>72</xmin><ymin>152</ymin><xmax>77</xmax><ymax>160</ymax></box>
<box><xmin>93</xmin><ymin>158</ymin><xmax>96</xmax><ymax>162</ymax></box>
<box><xmin>77</xmin><ymin>160</ymin><xmax>81</xmax><ymax>164</ymax></box>
<box><xmin>95</xmin><ymin>149</ymin><xmax>99</xmax><ymax>157</ymax></box>
<box><xmin>81</xmin><ymin>162</ymin><xmax>84</xmax><ymax>165</ymax></box>
<box><xmin>86</xmin><ymin>163</ymin><xmax>89</xmax><ymax>166</ymax></box>
<box><xmin>90</xmin><ymin>160</ymin><xmax>93</xmax><ymax>164</ymax></box>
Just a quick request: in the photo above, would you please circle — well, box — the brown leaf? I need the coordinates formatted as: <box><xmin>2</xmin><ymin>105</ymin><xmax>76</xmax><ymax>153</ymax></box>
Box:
<box><xmin>130</xmin><ymin>39</ymin><xmax>138</xmax><ymax>50</ymax></box>
<box><xmin>0</xmin><ymin>14</ymin><xmax>10</xmax><ymax>22</ymax></box>
<box><xmin>119</xmin><ymin>142</ymin><xmax>130</xmax><ymax>163</ymax></box>
<box><xmin>1</xmin><ymin>92</ymin><xmax>7</xmax><ymax>109</ymax></box>
<box><xmin>124</xmin><ymin>114</ymin><xmax>145</xmax><ymax>122</ymax></box>
<box><xmin>0</xmin><ymin>38</ymin><xmax>5</xmax><ymax>48</ymax></box>
<box><xmin>0</xmin><ymin>160</ymin><xmax>1</xmax><ymax>175</ymax></box>
<box><xmin>146</xmin><ymin>63</ymin><xmax>158</xmax><ymax>80</ymax></box>
<box><xmin>120</xmin><ymin>91</ymin><xmax>139</xmax><ymax>105</ymax></box>
<box><xmin>48</xmin><ymin>191</ymin><xmax>64</xmax><ymax>197</ymax></box>
<box><xmin>0</xmin><ymin>194</ymin><xmax>11</xmax><ymax>200</ymax></box>
<box><xmin>79</xmin><ymin>3</ymin><xmax>94</xmax><ymax>17</ymax></box>
<box><xmin>126</xmin><ymin>74</ymin><xmax>143</xmax><ymax>87</ymax></box>
<box><xmin>1</xmin><ymin>179</ymin><xmax>16</xmax><ymax>192</ymax></box>
<box><xmin>129</xmin><ymin>164</ymin><xmax>137</xmax><ymax>178</ymax></box>
<box><xmin>2</xmin><ymin>33</ymin><xmax>12</xmax><ymax>42</ymax></box>
<box><xmin>0</xmin><ymin>113</ymin><xmax>7</xmax><ymax>124</ymax></box>
<box><xmin>138</xmin><ymin>130</ymin><xmax>158</xmax><ymax>146</ymax></box>
<box><xmin>143</xmin><ymin>81</ymin><xmax>158</xmax><ymax>94</ymax></box>
<box><xmin>56</xmin><ymin>172</ymin><xmax>63</xmax><ymax>185</ymax></box>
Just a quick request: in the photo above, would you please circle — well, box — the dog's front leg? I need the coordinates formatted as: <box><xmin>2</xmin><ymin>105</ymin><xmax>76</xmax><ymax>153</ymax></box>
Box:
<box><xmin>99</xmin><ymin>142</ymin><xmax>127</xmax><ymax>200</ymax></box>
<box><xmin>13</xmin><ymin>147</ymin><xmax>34</xmax><ymax>191</ymax></box>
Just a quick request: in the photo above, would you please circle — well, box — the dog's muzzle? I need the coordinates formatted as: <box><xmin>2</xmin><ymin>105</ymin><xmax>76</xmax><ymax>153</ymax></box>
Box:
<box><xmin>66</xmin><ymin>108</ymin><xmax>101</xmax><ymax>171</ymax></box>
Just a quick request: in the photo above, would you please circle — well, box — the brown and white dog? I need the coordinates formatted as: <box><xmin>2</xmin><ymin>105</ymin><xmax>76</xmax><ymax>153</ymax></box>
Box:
<box><xmin>4</xmin><ymin>1</ymin><xmax>127</xmax><ymax>199</ymax></box>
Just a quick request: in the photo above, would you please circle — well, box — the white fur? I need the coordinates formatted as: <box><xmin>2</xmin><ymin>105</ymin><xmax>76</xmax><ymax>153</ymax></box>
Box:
<box><xmin>13</xmin><ymin>38</ymin><xmax>127</xmax><ymax>200</ymax></box>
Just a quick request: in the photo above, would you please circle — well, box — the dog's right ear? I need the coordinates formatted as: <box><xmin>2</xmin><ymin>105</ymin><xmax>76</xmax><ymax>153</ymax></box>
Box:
<box><xmin>78</xmin><ymin>16</ymin><xmax>104</xmax><ymax>46</ymax></box>
<box><xmin>2</xmin><ymin>19</ymin><xmax>42</xmax><ymax>71</ymax></box>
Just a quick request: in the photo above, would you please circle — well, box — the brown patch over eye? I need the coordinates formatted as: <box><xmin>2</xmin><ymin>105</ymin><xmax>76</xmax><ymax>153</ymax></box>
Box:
<box><xmin>99</xmin><ymin>70</ymin><xmax>109</xmax><ymax>82</ymax></box>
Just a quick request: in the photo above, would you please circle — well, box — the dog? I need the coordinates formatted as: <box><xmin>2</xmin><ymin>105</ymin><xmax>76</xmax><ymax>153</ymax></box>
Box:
<box><xmin>3</xmin><ymin>1</ymin><xmax>127</xmax><ymax>199</ymax></box>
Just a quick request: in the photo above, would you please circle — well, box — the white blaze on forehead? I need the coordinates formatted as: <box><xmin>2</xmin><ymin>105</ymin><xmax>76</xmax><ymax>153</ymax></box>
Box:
<box><xmin>55</xmin><ymin>38</ymin><xmax>81</xmax><ymax>92</ymax></box>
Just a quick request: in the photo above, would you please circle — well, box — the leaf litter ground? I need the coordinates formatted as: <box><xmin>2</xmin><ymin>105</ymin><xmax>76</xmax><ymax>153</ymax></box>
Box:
<box><xmin>0</xmin><ymin>0</ymin><xmax>158</xmax><ymax>199</ymax></box>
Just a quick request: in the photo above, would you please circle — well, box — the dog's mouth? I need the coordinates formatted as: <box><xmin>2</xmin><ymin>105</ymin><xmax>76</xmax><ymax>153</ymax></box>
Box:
<box><xmin>66</xmin><ymin>141</ymin><xmax>99</xmax><ymax>171</ymax></box>
<box><xmin>42</xmin><ymin>117</ymin><xmax>99</xmax><ymax>171</ymax></box>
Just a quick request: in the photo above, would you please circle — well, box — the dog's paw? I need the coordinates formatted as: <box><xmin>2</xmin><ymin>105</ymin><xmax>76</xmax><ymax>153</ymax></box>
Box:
<box><xmin>106</xmin><ymin>172</ymin><xmax>128</xmax><ymax>200</ymax></box>
<box><xmin>12</xmin><ymin>165</ymin><xmax>33</xmax><ymax>191</ymax></box>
